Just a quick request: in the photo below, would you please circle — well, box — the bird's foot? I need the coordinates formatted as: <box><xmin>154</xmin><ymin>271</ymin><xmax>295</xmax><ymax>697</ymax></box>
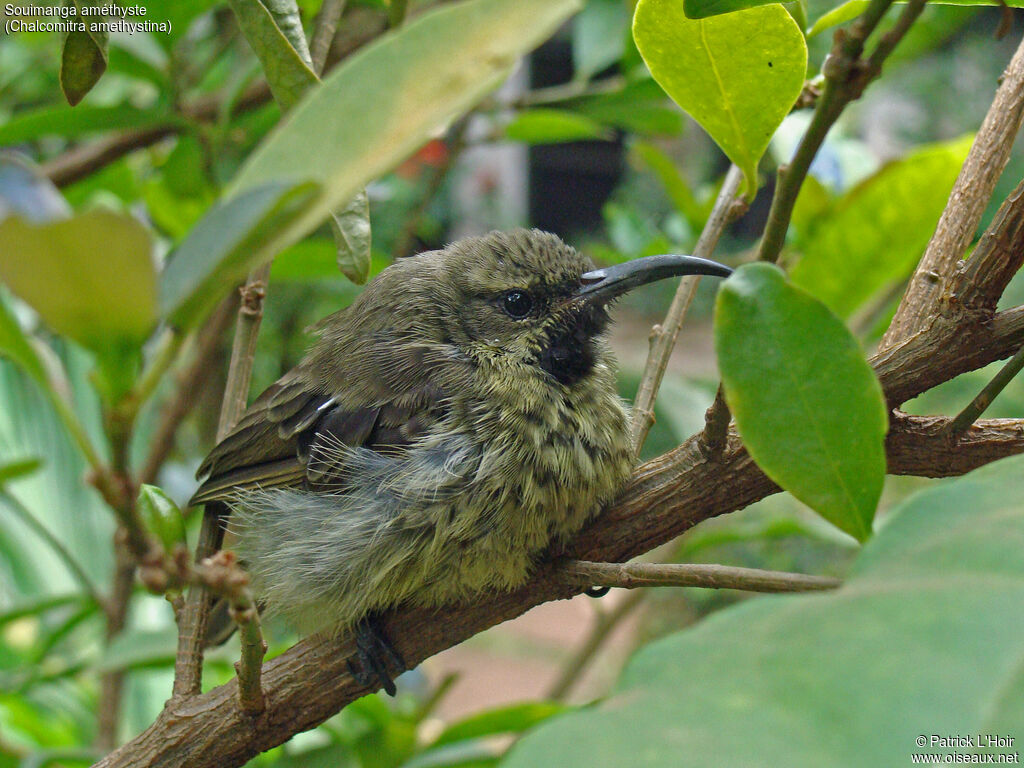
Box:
<box><xmin>347</xmin><ymin>615</ymin><xmax>405</xmax><ymax>696</ymax></box>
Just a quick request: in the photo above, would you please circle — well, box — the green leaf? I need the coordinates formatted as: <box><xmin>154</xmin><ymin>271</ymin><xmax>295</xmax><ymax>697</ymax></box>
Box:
<box><xmin>433</xmin><ymin>702</ymin><xmax>568</xmax><ymax>747</ymax></box>
<box><xmin>683</xmin><ymin>0</ymin><xmax>782</xmax><ymax>19</ymax></box>
<box><xmin>0</xmin><ymin>456</ymin><xmax>42</xmax><ymax>486</ymax></box>
<box><xmin>572</xmin><ymin>0</ymin><xmax>630</xmax><ymax>80</ymax></box>
<box><xmin>227</xmin><ymin>0</ymin><xmax>318</xmax><ymax>110</ymax></box>
<box><xmin>0</xmin><ymin>298</ymin><xmax>49</xmax><ymax>390</ymax></box>
<box><xmin>630</xmin><ymin>140</ymin><xmax>706</xmax><ymax>231</ymax></box>
<box><xmin>0</xmin><ymin>105</ymin><xmax>173</xmax><ymax>146</ymax></box>
<box><xmin>225</xmin><ymin>0</ymin><xmax>583</xmax><ymax>257</ymax></box>
<box><xmin>95</xmin><ymin>628</ymin><xmax>177</xmax><ymax>672</ymax></box>
<box><xmin>569</xmin><ymin>78</ymin><xmax>684</xmax><ymax>135</ymax></box>
<box><xmin>714</xmin><ymin>263</ymin><xmax>887</xmax><ymax>541</ymax></box>
<box><xmin>0</xmin><ymin>211</ymin><xmax>158</xmax><ymax>367</ymax></box>
<box><xmin>633</xmin><ymin>0</ymin><xmax>807</xmax><ymax>197</ymax></box>
<box><xmin>59</xmin><ymin>4</ymin><xmax>109</xmax><ymax>106</ymax></box>
<box><xmin>504</xmin><ymin>109</ymin><xmax>611</xmax><ymax>144</ymax></box>
<box><xmin>790</xmin><ymin>136</ymin><xmax>972</xmax><ymax>318</ymax></box>
<box><xmin>330</xmin><ymin>189</ymin><xmax>372</xmax><ymax>285</ymax></box>
<box><xmin>505</xmin><ymin>453</ymin><xmax>1024</xmax><ymax>768</ymax></box>
<box><xmin>0</xmin><ymin>593</ymin><xmax>93</xmax><ymax>626</ymax></box>
<box><xmin>159</xmin><ymin>181</ymin><xmax>320</xmax><ymax>327</ymax></box>
<box><xmin>137</xmin><ymin>485</ymin><xmax>186</xmax><ymax>552</ymax></box>
<box><xmin>807</xmin><ymin>0</ymin><xmax>868</xmax><ymax>37</ymax></box>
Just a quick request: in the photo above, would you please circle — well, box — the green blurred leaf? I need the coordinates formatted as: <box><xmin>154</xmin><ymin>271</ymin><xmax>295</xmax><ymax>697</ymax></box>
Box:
<box><xmin>434</xmin><ymin>702</ymin><xmax>568</xmax><ymax>747</ymax></box>
<box><xmin>159</xmin><ymin>181</ymin><xmax>320</xmax><ymax>326</ymax></box>
<box><xmin>572</xmin><ymin>0</ymin><xmax>630</xmax><ymax>80</ymax></box>
<box><xmin>505</xmin><ymin>453</ymin><xmax>1024</xmax><ymax>768</ymax></box>
<box><xmin>807</xmin><ymin>0</ymin><xmax>869</xmax><ymax>37</ymax></box>
<box><xmin>0</xmin><ymin>210</ymin><xmax>157</xmax><ymax>392</ymax></box>
<box><xmin>59</xmin><ymin>4</ymin><xmax>109</xmax><ymax>106</ymax></box>
<box><xmin>0</xmin><ymin>456</ymin><xmax>42</xmax><ymax>486</ymax></box>
<box><xmin>570</xmin><ymin>78</ymin><xmax>684</xmax><ymax>136</ymax></box>
<box><xmin>0</xmin><ymin>153</ymin><xmax>72</xmax><ymax>223</ymax></box>
<box><xmin>633</xmin><ymin>0</ymin><xmax>807</xmax><ymax>197</ymax></box>
<box><xmin>0</xmin><ymin>105</ymin><xmax>173</xmax><ymax>146</ymax></box>
<box><xmin>630</xmin><ymin>140</ymin><xmax>706</xmax><ymax>230</ymax></box>
<box><xmin>96</xmin><ymin>628</ymin><xmax>177</xmax><ymax>672</ymax></box>
<box><xmin>272</xmin><ymin>743</ymin><xmax>358</xmax><ymax>768</ymax></box>
<box><xmin>331</xmin><ymin>189</ymin><xmax>372</xmax><ymax>285</ymax></box>
<box><xmin>714</xmin><ymin>263</ymin><xmax>887</xmax><ymax>541</ymax></box>
<box><xmin>504</xmin><ymin>109</ymin><xmax>611</xmax><ymax>144</ymax></box>
<box><xmin>0</xmin><ymin>593</ymin><xmax>92</xmax><ymax>626</ymax></box>
<box><xmin>223</xmin><ymin>0</ymin><xmax>584</xmax><ymax>266</ymax></box>
<box><xmin>227</xmin><ymin>0</ymin><xmax>318</xmax><ymax>110</ymax></box>
<box><xmin>137</xmin><ymin>485</ymin><xmax>186</xmax><ymax>552</ymax></box>
<box><xmin>0</xmin><ymin>299</ymin><xmax>49</xmax><ymax>391</ymax></box>
<box><xmin>790</xmin><ymin>136</ymin><xmax>971</xmax><ymax>318</ymax></box>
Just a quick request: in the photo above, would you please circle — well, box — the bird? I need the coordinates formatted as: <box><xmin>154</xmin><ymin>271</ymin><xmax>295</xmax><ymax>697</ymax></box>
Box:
<box><xmin>190</xmin><ymin>228</ymin><xmax>731</xmax><ymax>694</ymax></box>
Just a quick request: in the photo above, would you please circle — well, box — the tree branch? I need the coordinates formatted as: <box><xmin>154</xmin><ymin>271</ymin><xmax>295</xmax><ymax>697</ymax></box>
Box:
<box><xmin>881</xmin><ymin>33</ymin><xmax>1024</xmax><ymax>349</ymax></box>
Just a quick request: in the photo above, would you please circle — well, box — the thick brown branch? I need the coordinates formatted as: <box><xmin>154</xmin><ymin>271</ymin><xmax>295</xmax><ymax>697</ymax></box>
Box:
<box><xmin>881</xmin><ymin>34</ymin><xmax>1024</xmax><ymax>349</ymax></box>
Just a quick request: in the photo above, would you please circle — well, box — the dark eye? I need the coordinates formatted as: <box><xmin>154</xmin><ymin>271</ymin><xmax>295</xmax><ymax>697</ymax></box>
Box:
<box><xmin>501</xmin><ymin>290</ymin><xmax>534</xmax><ymax>319</ymax></box>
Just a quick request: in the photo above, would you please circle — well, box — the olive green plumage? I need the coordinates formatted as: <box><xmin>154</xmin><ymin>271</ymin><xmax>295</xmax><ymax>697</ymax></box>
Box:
<box><xmin>191</xmin><ymin>228</ymin><xmax>729</xmax><ymax>636</ymax></box>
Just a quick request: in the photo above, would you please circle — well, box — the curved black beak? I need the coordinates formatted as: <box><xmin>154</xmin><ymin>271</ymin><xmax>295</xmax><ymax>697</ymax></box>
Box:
<box><xmin>575</xmin><ymin>253</ymin><xmax>733</xmax><ymax>304</ymax></box>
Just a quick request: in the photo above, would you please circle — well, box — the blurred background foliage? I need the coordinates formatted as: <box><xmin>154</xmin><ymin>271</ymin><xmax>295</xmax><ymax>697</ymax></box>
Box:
<box><xmin>0</xmin><ymin>0</ymin><xmax>1023</xmax><ymax>765</ymax></box>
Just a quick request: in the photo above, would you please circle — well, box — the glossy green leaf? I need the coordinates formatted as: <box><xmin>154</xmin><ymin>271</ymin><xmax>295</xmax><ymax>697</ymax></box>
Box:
<box><xmin>227</xmin><ymin>0</ymin><xmax>318</xmax><ymax>110</ymax></box>
<box><xmin>505</xmin><ymin>453</ymin><xmax>1024</xmax><ymax>768</ymax></box>
<box><xmin>59</xmin><ymin>4</ymin><xmax>109</xmax><ymax>106</ymax></box>
<box><xmin>0</xmin><ymin>211</ymin><xmax>157</xmax><ymax>355</ymax></box>
<box><xmin>633</xmin><ymin>0</ymin><xmax>807</xmax><ymax>197</ymax></box>
<box><xmin>137</xmin><ymin>485</ymin><xmax>186</xmax><ymax>552</ymax></box>
<box><xmin>790</xmin><ymin>136</ymin><xmax>971</xmax><ymax>318</ymax></box>
<box><xmin>0</xmin><ymin>298</ymin><xmax>49</xmax><ymax>391</ymax></box>
<box><xmin>434</xmin><ymin>702</ymin><xmax>568</xmax><ymax>747</ymax></box>
<box><xmin>504</xmin><ymin>109</ymin><xmax>611</xmax><ymax>144</ymax></box>
<box><xmin>714</xmin><ymin>263</ymin><xmax>887</xmax><ymax>541</ymax></box>
<box><xmin>683</xmin><ymin>0</ymin><xmax>781</xmax><ymax>19</ymax></box>
<box><xmin>330</xmin><ymin>190</ymin><xmax>372</xmax><ymax>285</ymax></box>
<box><xmin>159</xmin><ymin>181</ymin><xmax>320</xmax><ymax>326</ymax></box>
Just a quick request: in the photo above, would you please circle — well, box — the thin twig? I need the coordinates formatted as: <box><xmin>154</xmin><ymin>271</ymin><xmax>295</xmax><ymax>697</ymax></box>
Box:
<box><xmin>947</xmin><ymin>343</ymin><xmax>1024</xmax><ymax>436</ymax></box>
<box><xmin>195</xmin><ymin>552</ymin><xmax>266</xmax><ymax>715</ymax></box>
<box><xmin>310</xmin><ymin>0</ymin><xmax>346</xmax><ymax>74</ymax></box>
<box><xmin>561</xmin><ymin>560</ymin><xmax>841</xmax><ymax>594</ymax></box>
<box><xmin>174</xmin><ymin>265</ymin><xmax>271</xmax><ymax>698</ymax></box>
<box><xmin>631</xmin><ymin>165</ymin><xmax>745</xmax><ymax>454</ymax></box>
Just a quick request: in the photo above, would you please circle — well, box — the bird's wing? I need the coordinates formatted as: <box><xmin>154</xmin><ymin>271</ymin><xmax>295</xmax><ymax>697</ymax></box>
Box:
<box><xmin>189</xmin><ymin>361</ymin><xmax>445</xmax><ymax>506</ymax></box>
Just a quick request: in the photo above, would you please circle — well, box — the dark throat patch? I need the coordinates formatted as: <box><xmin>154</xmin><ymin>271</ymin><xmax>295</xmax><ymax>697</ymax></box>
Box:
<box><xmin>536</xmin><ymin>305</ymin><xmax>608</xmax><ymax>386</ymax></box>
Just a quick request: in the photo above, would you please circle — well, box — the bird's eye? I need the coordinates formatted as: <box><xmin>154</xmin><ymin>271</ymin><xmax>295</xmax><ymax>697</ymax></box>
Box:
<box><xmin>501</xmin><ymin>290</ymin><xmax>534</xmax><ymax>319</ymax></box>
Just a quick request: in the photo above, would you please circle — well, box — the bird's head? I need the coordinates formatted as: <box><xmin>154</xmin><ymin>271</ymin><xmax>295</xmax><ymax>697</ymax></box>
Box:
<box><xmin>424</xmin><ymin>229</ymin><xmax>732</xmax><ymax>386</ymax></box>
<box><xmin>313</xmin><ymin>229</ymin><xmax>731</xmax><ymax>393</ymax></box>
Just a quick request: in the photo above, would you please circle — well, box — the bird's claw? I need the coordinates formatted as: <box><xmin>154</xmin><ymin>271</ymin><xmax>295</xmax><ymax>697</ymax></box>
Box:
<box><xmin>347</xmin><ymin>616</ymin><xmax>405</xmax><ymax>696</ymax></box>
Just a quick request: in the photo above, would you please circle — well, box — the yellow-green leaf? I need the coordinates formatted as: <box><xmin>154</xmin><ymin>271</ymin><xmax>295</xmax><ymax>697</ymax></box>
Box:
<box><xmin>633</xmin><ymin>0</ymin><xmax>807</xmax><ymax>197</ymax></box>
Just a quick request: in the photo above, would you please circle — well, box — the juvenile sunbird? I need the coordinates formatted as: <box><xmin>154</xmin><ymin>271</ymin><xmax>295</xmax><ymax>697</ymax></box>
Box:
<box><xmin>191</xmin><ymin>229</ymin><xmax>731</xmax><ymax>693</ymax></box>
